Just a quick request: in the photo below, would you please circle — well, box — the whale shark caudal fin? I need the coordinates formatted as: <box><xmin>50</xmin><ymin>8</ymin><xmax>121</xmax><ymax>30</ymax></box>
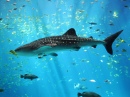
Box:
<box><xmin>104</xmin><ymin>30</ymin><xmax>123</xmax><ymax>55</ymax></box>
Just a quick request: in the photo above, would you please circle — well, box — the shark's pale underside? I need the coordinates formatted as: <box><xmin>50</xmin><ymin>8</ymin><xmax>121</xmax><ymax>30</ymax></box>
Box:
<box><xmin>10</xmin><ymin>28</ymin><xmax>123</xmax><ymax>58</ymax></box>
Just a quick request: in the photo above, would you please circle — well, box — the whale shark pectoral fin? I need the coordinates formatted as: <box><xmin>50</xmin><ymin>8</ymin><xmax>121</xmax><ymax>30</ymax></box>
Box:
<box><xmin>50</xmin><ymin>53</ymin><xmax>58</xmax><ymax>56</ymax></box>
<box><xmin>92</xmin><ymin>45</ymin><xmax>97</xmax><ymax>48</ymax></box>
<box><xmin>73</xmin><ymin>46</ymin><xmax>81</xmax><ymax>51</ymax></box>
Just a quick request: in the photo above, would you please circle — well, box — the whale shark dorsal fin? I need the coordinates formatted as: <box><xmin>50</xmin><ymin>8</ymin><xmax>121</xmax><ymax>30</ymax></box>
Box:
<box><xmin>63</xmin><ymin>28</ymin><xmax>77</xmax><ymax>36</ymax></box>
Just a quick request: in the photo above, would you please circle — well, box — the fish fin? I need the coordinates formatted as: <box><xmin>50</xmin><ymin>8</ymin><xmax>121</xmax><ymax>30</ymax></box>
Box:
<box><xmin>20</xmin><ymin>75</ymin><xmax>23</xmax><ymax>78</ymax></box>
<box><xmin>73</xmin><ymin>46</ymin><xmax>81</xmax><ymax>51</ymax></box>
<box><xmin>77</xmin><ymin>93</ymin><xmax>82</xmax><ymax>97</ymax></box>
<box><xmin>104</xmin><ymin>30</ymin><xmax>123</xmax><ymax>55</ymax></box>
<box><xmin>50</xmin><ymin>53</ymin><xmax>58</xmax><ymax>56</ymax></box>
<box><xmin>38</xmin><ymin>53</ymin><xmax>43</xmax><ymax>58</ymax></box>
<box><xmin>89</xmin><ymin>36</ymin><xmax>95</xmax><ymax>48</ymax></box>
<box><xmin>63</xmin><ymin>28</ymin><xmax>77</xmax><ymax>36</ymax></box>
<box><xmin>92</xmin><ymin>45</ymin><xmax>97</xmax><ymax>48</ymax></box>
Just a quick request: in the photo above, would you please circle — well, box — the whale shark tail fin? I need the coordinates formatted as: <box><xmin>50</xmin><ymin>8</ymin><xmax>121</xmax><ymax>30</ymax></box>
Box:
<box><xmin>104</xmin><ymin>30</ymin><xmax>123</xmax><ymax>55</ymax></box>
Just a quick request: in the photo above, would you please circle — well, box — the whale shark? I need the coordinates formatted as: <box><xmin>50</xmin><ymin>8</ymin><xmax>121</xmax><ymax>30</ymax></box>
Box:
<box><xmin>10</xmin><ymin>28</ymin><xmax>123</xmax><ymax>58</ymax></box>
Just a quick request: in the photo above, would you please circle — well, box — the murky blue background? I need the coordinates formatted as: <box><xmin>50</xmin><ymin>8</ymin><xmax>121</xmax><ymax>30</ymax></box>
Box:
<box><xmin>0</xmin><ymin>0</ymin><xmax>130</xmax><ymax>97</ymax></box>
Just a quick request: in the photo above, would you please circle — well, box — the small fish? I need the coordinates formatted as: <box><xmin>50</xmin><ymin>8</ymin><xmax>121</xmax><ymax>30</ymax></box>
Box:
<box><xmin>109</xmin><ymin>22</ymin><xmax>114</xmax><ymax>26</ymax></box>
<box><xmin>10</xmin><ymin>50</ymin><xmax>17</xmax><ymax>56</ymax></box>
<box><xmin>90</xmin><ymin>79</ymin><xmax>96</xmax><ymax>82</ymax></box>
<box><xmin>119</xmin><ymin>38</ymin><xmax>125</xmax><ymax>43</ymax></box>
<box><xmin>89</xmin><ymin>22</ymin><xmax>97</xmax><ymax>25</ymax></box>
<box><xmin>104</xmin><ymin>79</ymin><xmax>111</xmax><ymax>84</ymax></box>
<box><xmin>122</xmin><ymin>49</ymin><xmax>127</xmax><ymax>52</ymax></box>
<box><xmin>13</xmin><ymin>8</ymin><xmax>17</xmax><ymax>10</ymax></box>
<box><xmin>95</xmin><ymin>29</ymin><xmax>100</xmax><ymax>31</ymax></box>
<box><xmin>89</xmin><ymin>27</ymin><xmax>92</xmax><ymax>29</ymax></box>
<box><xmin>79</xmin><ymin>86</ymin><xmax>87</xmax><ymax>90</ymax></box>
<box><xmin>78</xmin><ymin>91</ymin><xmax>101</xmax><ymax>97</ymax></box>
<box><xmin>109</xmin><ymin>11</ymin><xmax>112</xmax><ymax>13</ymax></box>
<box><xmin>124</xmin><ymin>5</ymin><xmax>128</xmax><ymax>8</ymax></box>
<box><xmin>96</xmin><ymin>86</ymin><xmax>101</xmax><ymax>88</ymax></box>
<box><xmin>74</xmin><ymin>83</ymin><xmax>87</xmax><ymax>90</ymax></box>
<box><xmin>0</xmin><ymin>88</ymin><xmax>4</xmax><ymax>92</ymax></box>
<box><xmin>0</xmin><ymin>18</ymin><xmax>2</xmax><ymax>21</ymax></box>
<box><xmin>13</xmin><ymin>3</ymin><xmax>17</xmax><ymax>5</ymax></box>
<box><xmin>20</xmin><ymin>74</ymin><xmax>38</xmax><ymax>80</ymax></box>
<box><xmin>81</xmin><ymin>78</ymin><xmax>87</xmax><ymax>81</ymax></box>
<box><xmin>22</xmin><ymin>5</ymin><xmax>25</xmax><ymax>7</ymax></box>
<box><xmin>6</xmin><ymin>0</ymin><xmax>10</xmax><ymax>2</ymax></box>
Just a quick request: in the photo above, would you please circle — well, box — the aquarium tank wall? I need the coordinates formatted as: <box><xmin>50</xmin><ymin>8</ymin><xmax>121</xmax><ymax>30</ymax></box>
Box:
<box><xmin>0</xmin><ymin>0</ymin><xmax>130</xmax><ymax>97</ymax></box>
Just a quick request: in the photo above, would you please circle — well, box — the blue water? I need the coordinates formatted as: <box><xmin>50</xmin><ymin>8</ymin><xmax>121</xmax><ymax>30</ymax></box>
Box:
<box><xmin>0</xmin><ymin>0</ymin><xmax>130</xmax><ymax>97</ymax></box>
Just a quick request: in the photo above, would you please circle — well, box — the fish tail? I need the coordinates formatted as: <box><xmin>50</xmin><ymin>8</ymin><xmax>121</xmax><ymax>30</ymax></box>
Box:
<box><xmin>104</xmin><ymin>30</ymin><xmax>123</xmax><ymax>55</ymax></box>
<box><xmin>20</xmin><ymin>75</ymin><xmax>24</xmax><ymax>78</ymax></box>
<box><xmin>77</xmin><ymin>92</ymin><xmax>82</xmax><ymax>97</ymax></box>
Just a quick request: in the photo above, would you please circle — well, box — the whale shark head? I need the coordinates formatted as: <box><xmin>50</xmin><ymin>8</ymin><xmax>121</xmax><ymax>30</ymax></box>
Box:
<box><xmin>13</xmin><ymin>28</ymin><xmax>81</xmax><ymax>56</ymax></box>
